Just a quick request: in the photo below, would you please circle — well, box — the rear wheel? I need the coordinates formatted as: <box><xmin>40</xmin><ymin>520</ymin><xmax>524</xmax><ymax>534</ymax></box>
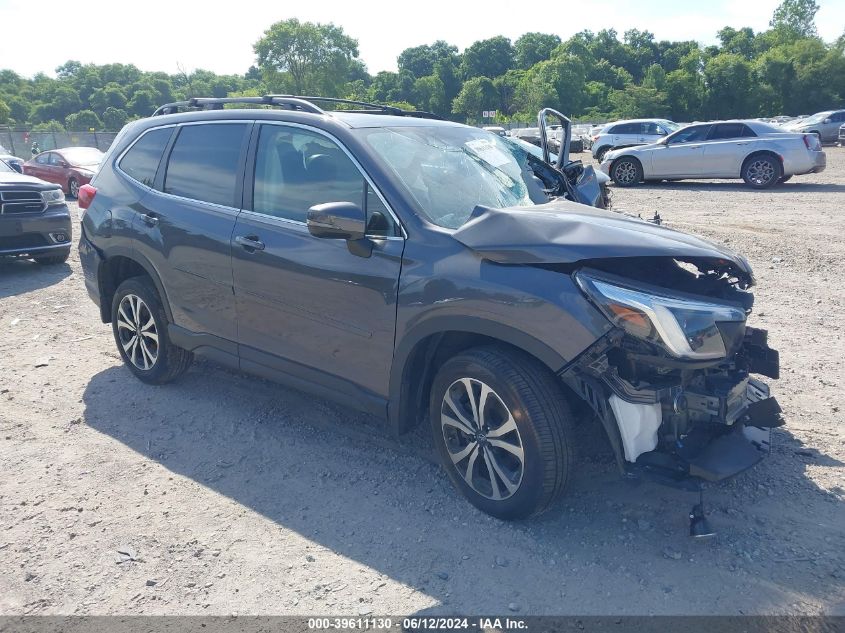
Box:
<box><xmin>595</xmin><ymin>146</ymin><xmax>611</xmax><ymax>162</ymax></box>
<box><xmin>610</xmin><ymin>157</ymin><xmax>643</xmax><ymax>187</ymax></box>
<box><xmin>742</xmin><ymin>154</ymin><xmax>782</xmax><ymax>189</ymax></box>
<box><xmin>429</xmin><ymin>345</ymin><xmax>574</xmax><ymax>520</ymax></box>
<box><xmin>111</xmin><ymin>277</ymin><xmax>193</xmax><ymax>384</ymax></box>
<box><xmin>68</xmin><ymin>178</ymin><xmax>80</xmax><ymax>199</ymax></box>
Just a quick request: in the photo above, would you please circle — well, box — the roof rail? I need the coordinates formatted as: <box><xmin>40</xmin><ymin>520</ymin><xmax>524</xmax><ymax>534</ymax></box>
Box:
<box><xmin>152</xmin><ymin>95</ymin><xmax>442</xmax><ymax>120</ymax></box>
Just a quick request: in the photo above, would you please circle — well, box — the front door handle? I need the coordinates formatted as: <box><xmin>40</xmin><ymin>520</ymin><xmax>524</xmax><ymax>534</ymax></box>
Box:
<box><xmin>235</xmin><ymin>235</ymin><xmax>265</xmax><ymax>251</ymax></box>
<box><xmin>735</xmin><ymin>142</ymin><xmax>750</xmax><ymax>146</ymax></box>
<box><xmin>141</xmin><ymin>212</ymin><xmax>159</xmax><ymax>226</ymax></box>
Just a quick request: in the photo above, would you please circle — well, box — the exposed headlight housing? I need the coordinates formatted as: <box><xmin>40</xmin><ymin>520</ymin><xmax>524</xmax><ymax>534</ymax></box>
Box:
<box><xmin>41</xmin><ymin>188</ymin><xmax>65</xmax><ymax>206</ymax></box>
<box><xmin>576</xmin><ymin>271</ymin><xmax>746</xmax><ymax>360</ymax></box>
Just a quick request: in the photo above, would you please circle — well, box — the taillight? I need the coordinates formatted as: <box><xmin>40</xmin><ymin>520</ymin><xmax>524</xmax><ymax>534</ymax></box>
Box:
<box><xmin>803</xmin><ymin>134</ymin><xmax>821</xmax><ymax>151</ymax></box>
<box><xmin>78</xmin><ymin>184</ymin><xmax>97</xmax><ymax>210</ymax></box>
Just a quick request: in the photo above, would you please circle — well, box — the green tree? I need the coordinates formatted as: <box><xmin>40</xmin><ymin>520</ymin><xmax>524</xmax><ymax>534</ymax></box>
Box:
<box><xmin>413</xmin><ymin>75</ymin><xmax>447</xmax><ymax>116</ymax></box>
<box><xmin>65</xmin><ymin>110</ymin><xmax>103</xmax><ymax>131</ymax></box>
<box><xmin>127</xmin><ymin>89</ymin><xmax>158</xmax><ymax>117</ymax></box>
<box><xmin>89</xmin><ymin>83</ymin><xmax>128</xmax><ymax>114</ymax></box>
<box><xmin>703</xmin><ymin>53</ymin><xmax>755</xmax><ymax>118</ymax></box>
<box><xmin>254</xmin><ymin>18</ymin><xmax>359</xmax><ymax>95</ymax></box>
<box><xmin>609</xmin><ymin>84</ymin><xmax>669</xmax><ymax>118</ymax></box>
<box><xmin>398</xmin><ymin>41</ymin><xmax>459</xmax><ymax>78</ymax></box>
<box><xmin>461</xmin><ymin>37</ymin><xmax>514</xmax><ymax>79</ymax></box>
<box><xmin>102</xmin><ymin>107</ymin><xmax>129</xmax><ymax>131</ymax></box>
<box><xmin>451</xmin><ymin>76</ymin><xmax>497</xmax><ymax>122</ymax></box>
<box><xmin>514</xmin><ymin>32</ymin><xmax>561</xmax><ymax>69</ymax></box>
<box><xmin>665</xmin><ymin>69</ymin><xmax>704</xmax><ymax>120</ymax></box>
<box><xmin>0</xmin><ymin>98</ymin><xmax>10</xmax><ymax>124</ymax></box>
<box><xmin>32</xmin><ymin>120</ymin><xmax>66</xmax><ymax>133</ymax></box>
<box><xmin>770</xmin><ymin>0</ymin><xmax>820</xmax><ymax>38</ymax></box>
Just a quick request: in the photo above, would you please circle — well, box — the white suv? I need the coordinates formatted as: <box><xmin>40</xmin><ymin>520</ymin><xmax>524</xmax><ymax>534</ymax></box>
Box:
<box><xmin>591</xmin><ymin>119</ymin><xmax>679</xmax><ymax>161</ymax></box>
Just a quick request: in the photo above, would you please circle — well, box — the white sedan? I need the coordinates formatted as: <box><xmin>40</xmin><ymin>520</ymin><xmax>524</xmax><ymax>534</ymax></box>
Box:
<box><xmin>599</xmin><ymin>120</ymin><xmax>826</xmax><ymax>189</ymax></box>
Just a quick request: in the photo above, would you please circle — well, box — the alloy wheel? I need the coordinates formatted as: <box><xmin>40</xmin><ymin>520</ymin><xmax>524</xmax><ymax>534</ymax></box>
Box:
<box><xmin>613</xmin><ymin>160</ymin><xmax>638</xmax><ymax>185</ymax></box>
<box><xmin>440</xmin><ymin>378</ymin><xmax>525</xmax><ymax>501</ymax></box>
<box><xmin>746</xmin><ymin>159</ymin><xmax>775</xmax><ymax>186</ymax></box>
<box><xmin>116</xmin><ymin>294</ymin><xmax>159</xmax><ymax>370</ymax></box>
<box><xmin>69</xmin><ymin>179</ymin><xmax>79</xmax><ymax>198</ymax></box>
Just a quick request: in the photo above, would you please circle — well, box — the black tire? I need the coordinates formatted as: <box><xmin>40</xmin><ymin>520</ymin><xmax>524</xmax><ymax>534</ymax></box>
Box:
<box><xmin>594</xmin><ymin>146</ymin><xmax>611</xmax><ymax>162</ymax></box>
<box><xmin>111</xmin><ymin>276</ymin><xmax>193</xmax><ymax>384</ymax></box>
<box><xmin>742</xmin><ymin>154</ymin><xmax>782</xmax><ymax>189</ymax></box>
<box><xmin>68</xmin><ymin>178</ymin><xmax>80</xmax><ymax>199</ymax></box>
<box><xmin>34</xmin><ymin>250</ymin><xmax>70</xmax><ymax>265</ymax></box>
<box><xmin>429</xmin><ymin>345</ymin><xmax>574</xmax><ymax>520</ymax></box>
<box><xmin>610</xmin><ymin>156</ymin><xmax>643</xmax><ymax>187</ymax></box>
<box><xmin>778</xmin><ymin>174</ymin><xmax>792</xmax><ymax>184</ymax></box>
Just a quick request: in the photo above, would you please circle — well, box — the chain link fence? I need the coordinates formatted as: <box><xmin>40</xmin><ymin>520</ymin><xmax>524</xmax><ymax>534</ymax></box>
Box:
<box><xmin>0</xmin><ymin>128</ymin><xmax>118</xmax><ymax>159</ymax></box>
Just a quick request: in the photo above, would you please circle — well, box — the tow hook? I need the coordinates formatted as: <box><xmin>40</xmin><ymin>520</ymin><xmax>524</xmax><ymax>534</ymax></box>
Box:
<box><xmin>689</xmin><ymin>487</ymin><xmax>716</xmax><ymax>539</ymax></box>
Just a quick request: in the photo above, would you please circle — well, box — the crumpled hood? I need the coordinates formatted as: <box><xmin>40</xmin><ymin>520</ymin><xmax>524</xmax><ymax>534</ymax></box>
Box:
<box><xmin>452</xmin><ymin>199</ymin><xmax>753</xmax><ymax>279</ymax></box>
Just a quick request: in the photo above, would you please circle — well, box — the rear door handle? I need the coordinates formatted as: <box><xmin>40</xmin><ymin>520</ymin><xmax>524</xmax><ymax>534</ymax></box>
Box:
<box><xmin>141</xmin><ymin>212</ymin><xmax>159</xmax><ymax>226</ymax></box>
<box><xmin>235</xmin><ymin>235</ymin><xmax>265</xmax><ymax>251</ymax></box>
<box><xmin>735</xmin><ymin>142</ymin><xmax>750</xmax><ymax>145</ymax></box>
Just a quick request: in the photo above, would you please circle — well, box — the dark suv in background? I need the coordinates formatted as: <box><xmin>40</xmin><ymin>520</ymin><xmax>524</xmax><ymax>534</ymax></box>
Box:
<box><xmin>78</xmin><ymin>96</ymin><xmax>782</xmax><ymax>525</ymax></box>
<box><xmin>0</xmin><ymin>158</ymin><xmax>72</xmax><ymax>264</ymax></box>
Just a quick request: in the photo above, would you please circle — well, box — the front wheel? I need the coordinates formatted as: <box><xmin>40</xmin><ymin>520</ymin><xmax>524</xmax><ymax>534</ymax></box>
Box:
<box><xmin>742</xmin><ymin>155</ymin><xmax>782</xmax><ymax>189</ymax></box>
<box><xmin>111</xmin><ymin>277</ymin><xmax>193</xmax><ymax>384</ymax></box>
<box><xmin>610</xmin><ymin>157</ymin><xmax>643</xmax><ymax>187</ymax></box>
<box><xmin>429</xmin><ymin>346</ymin><xmax>574</xmax><ymax>520</ymax></box>
<box><xmin>68</xmin><ymin>178</ymin><xmax>80</xmax><ymax>199</ymax></box>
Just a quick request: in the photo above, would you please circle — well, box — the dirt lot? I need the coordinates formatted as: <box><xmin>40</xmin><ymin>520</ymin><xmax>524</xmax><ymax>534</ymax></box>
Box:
<box><xmin>1</xmin><ymin>148</ymin><xmax>844</xmax><ymax>617</ymax></box>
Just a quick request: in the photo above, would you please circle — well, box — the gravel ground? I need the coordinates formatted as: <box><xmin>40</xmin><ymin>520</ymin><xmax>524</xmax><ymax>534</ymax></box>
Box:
<box><xmin>1</xmin><ymin>148</ymin><xmax>844</xmax><ymax>617</ymax></box>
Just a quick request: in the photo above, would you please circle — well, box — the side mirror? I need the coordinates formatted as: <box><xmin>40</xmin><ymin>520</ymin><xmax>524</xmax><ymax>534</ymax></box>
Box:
<box><xmin>11</xmin><ymin>162</ymin><xmax>22</xmax><ymax>173</ymax></box>
<box><xmin>823</xmin><ymin>118</ymin><xmax>831</xmax><ymax>124</ymax></box>
<box><xmin>307</xmin><ymin>202</ymin><xmax>366</xmax><ymax>241</ymax></box>
<box><xmin>657</xmin><ymin>129</ymin><xmax>668</xmax><ymax>136</ymax></box>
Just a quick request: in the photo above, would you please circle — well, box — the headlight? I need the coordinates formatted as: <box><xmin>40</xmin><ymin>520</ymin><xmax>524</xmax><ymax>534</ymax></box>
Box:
<box><xmin>576</xmin><ymin>271</ymin><xmax>746</xmax><ymax>360</ymax></box>
<box><xmin>41</xmin><ymin>189</ymin><xmax>65</xmax><ymax>205</ymax></box>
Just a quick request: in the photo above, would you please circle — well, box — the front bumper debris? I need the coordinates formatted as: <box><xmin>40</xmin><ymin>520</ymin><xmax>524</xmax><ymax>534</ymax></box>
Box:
<box><xmin>561</xmin><ymin>326</ymin><xmax>782</xmax><ymax>489</ymax></box>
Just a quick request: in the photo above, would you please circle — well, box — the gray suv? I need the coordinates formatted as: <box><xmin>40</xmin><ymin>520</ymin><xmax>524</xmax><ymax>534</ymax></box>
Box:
<box><xmin>79</xmin><ymin>96</ymin><xmax>782</xmax><ymax>525</ymax></box>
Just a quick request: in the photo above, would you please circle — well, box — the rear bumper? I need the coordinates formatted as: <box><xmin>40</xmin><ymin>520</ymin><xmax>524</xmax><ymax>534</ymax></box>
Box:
<box><xmin>78</xmin><ymin>229</ymin><xmax>104</xmax><ymax>310</ymax></box>
<box><xmin>0</xmin><ymin>205</ymin><xmax>72</xmax><ymax>258</ymax></box>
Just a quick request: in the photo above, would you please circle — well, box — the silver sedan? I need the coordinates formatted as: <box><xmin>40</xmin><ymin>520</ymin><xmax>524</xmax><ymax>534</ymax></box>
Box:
<box><xmin>599</xmin><ymin>120</ymin><xmax>826</xmax><ymax>189</ymax></box>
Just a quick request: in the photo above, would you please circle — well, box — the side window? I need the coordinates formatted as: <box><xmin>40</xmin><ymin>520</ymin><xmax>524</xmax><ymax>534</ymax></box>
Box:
<box><xmin>642</xmin><ymin>122</ymin><xmax>662</xmax><ymax>135</ymax></box>
<box><xmin>35</xmin><ymin>153</ymin><xmax>50</xmax><ymax>165</ymax></box>
<box><xmin>252</xmin><ymin>125</ymin><xmax>396</xmax><ymax>236</ymax></box>
<box><xmin>741</xmin><ymin>124</ymin><xmax>757</xmax><ymax>137</ymax></box>
<box><xmin>119</xmin><ymin>127</ymin><xmax>173</xmax><ymax>188</ymax></box>
<box><xmin>668</xmin><ymin>125</ymin><xmax>711</xmax><ymax>144</ymax></box>
<box><xmin>48</xmin><ymin>153</ymin><xmax>62</xmax><ymax>165</ymax></box>
<box><xmin>164</xmin><ymin>123</ymin><xmax>248</xmax><ymax>207</ymax></box>
<box><xmin>614</xmin><ymin>123</ymin><xmax>637</xmax><ymax>134</ymax></box>
<box><xmin>709</xmin><ymin>123</ymin><xmax>746</xmax><ymax>140</ymax></box>
<box><xmin>833</xmin><ymin>112</ymin><xmax>845</xmax><ymax>122</ymax></box>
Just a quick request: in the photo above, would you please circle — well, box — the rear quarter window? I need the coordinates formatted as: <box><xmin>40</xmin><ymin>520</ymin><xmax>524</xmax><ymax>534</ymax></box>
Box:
<box><xmin>118</xmin><ymin>127</ymin><xmax>173</xmax><ymax>188</ymax></box>
<box><xmin>163</xmin><ymin>123</ymin><xmax>248</xmax><ymax>207</ymax></box>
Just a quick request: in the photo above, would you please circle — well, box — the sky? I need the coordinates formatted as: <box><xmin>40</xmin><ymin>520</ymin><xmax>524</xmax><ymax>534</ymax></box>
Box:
<box><xmin>1</xmin><ymin>0</ymin><xmax>843</xmax><ymax>78</ymax></box>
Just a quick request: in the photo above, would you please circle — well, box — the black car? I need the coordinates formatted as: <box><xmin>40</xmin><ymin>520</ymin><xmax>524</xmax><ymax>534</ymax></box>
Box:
<box><xmin>78</xmin><ymin>96</ymin><xmax>781</xmax><ymax>525</ymax></box>
<box><xmin>0</xmin><ymin>158</ymin><xmax>73</xmax><ymax>264</ymax></box>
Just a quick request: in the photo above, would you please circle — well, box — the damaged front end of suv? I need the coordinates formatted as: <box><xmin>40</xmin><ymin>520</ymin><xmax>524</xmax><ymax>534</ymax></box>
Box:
<box><xmin>453</xmin><ymin>201</ymin><xmax>782</xmax><ymax>525</ymax></box>
<box><xmin>566</xmin><ymin>257</ymin><xmax>781</xmax><ymax>490</ymax></box>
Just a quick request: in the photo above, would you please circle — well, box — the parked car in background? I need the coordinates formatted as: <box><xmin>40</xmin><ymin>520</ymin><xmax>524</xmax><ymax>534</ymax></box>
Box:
<box><xmin>591</xmin><ymin>119</ymin><xmax>680</xmax><ymax>161</ymax></box>
<box><xmin>783</xmin><ymin>109</ymin><xmax>845</xmax><ymax>143</ymax></box>
<box><xmin>482</xmin><ymin>126</ymin><xmax>507</xmax><ymax>136</ymax></box>
<box><xmin>0</xmin><ymin>157</ymin><xmax>72</xmax><ymax>264</ymax></box>
<box><xmin>0</xmin><ymin>154</ymin><xmax>24</xmax><ymax>172</ymax></box>
<box><xmin>599</xmin><ymin>120</ymin><xmax>825</xmax><ymax>189</ymax></box>
<box><xmin>839</xmin><ymin>124</ymin><xmax>845</xmax><ymax>145</ymax></box>
<box><xmin>23</xmin><ymin>147</ymin><xmax>104</xmax><ymax>198</ymax></box>
<box><xmin>78</xmin><ymin>95</ymin><xmax>781</xmax><ymax>525</ymax></box>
